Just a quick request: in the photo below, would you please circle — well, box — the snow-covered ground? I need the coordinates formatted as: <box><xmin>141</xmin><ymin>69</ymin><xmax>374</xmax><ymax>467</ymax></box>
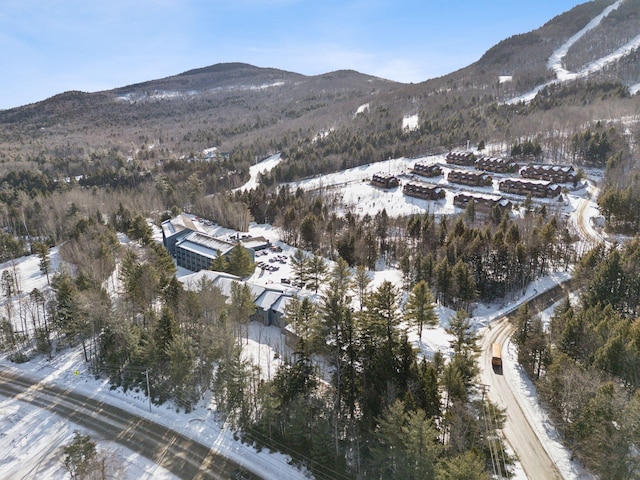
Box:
<box><xmin>402</xmin><ymin>114</ymin><xmax>419</xmax><ymax>131</ymax></box>
<box><xmin>234</xmin><ymin>152</ymin><xmax>283</xmax><ymax>193</ymax></box>
<box><xmin>0</xmin><ymin>151</ymin><xmax>607</xmax><ymax>479</ymax></box>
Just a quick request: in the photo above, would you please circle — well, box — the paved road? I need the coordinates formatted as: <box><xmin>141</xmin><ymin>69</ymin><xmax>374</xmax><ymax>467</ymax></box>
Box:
<box><xmin>479</xmin><ymin>318</ymin><xmax>562</xmax><ymax>480</ymax></box>
<box><xmin>478</xmin><ymin>284</ymin><xmax>572</xmax><ymax>480</ymax></box>
<box><xmin>0</xmin><ymin>370</ymin><xmax>258</xmax><ymax>480</ymax></box>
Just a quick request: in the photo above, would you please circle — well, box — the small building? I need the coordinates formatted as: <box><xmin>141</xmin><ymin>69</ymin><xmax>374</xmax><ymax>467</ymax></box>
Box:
<box><xmin>411</xmin><ymin>162</ymin><xmax>443</xmax><ymax>178</ymax></box>
<box><xmin>454</xmin><ymin>192</ymin><xmax>512</xmax><ymax>214</ymax></box>
<box><xmin>446</xmin><ymin>151</ymin><xmax>476</xmax><ymax>166</ymax></box>
<box><xmin>403</xmin><ymin>181</ymin><xmax>446</xmax><ymax>201</ymax></box>
<box><xmin>447</xmin><ymin>169</ymin><xmax>493</xmax><ymax>187</ymax></box>
<box><xmin>475</xmin><ymin>156</ymin><xmax>519</xmax><ymax>174</ymax></box>
<box><xmin>240</xmin><ymin>236</ymin><xmax>271</xmax><ymax>252</ymax></box>
<box><xmin>520</xmin><ymin>164</ymin><xmax>576</xmax><ymax>184</ymax></box>
<box><xmin>179</xmin><ymin>270</ymin><xmax>294</xmax><ymax>329</ymax></box>
<box><xmin>371</xmin><ymin>173</ymin><xmax>400</xmax><ymax>189</ymax></box>
<box><xmin>499</xmin><ymin>178</ymin><xmax>561</xmax><ymax>198</ymax></box>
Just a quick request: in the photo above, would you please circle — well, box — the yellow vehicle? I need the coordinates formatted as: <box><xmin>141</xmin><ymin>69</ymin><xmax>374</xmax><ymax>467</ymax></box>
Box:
<box><xmin>491</xmin><ymin>343</ymin><xmax>502</xmax><ymax>368</ymax></box>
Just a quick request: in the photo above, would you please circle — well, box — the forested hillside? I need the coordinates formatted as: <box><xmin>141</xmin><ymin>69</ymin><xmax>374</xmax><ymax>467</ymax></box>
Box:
<box><xmin>2</xmin><ymin>0</ymin><xmax>640</xmax><ymax>478</ymax></box>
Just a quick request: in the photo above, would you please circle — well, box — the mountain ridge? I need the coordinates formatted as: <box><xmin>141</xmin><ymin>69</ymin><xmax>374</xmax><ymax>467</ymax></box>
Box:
<box><xmin>1</xmin><ymin>0</ymin><xmax>639</xmax><ymax>169</ymax></box>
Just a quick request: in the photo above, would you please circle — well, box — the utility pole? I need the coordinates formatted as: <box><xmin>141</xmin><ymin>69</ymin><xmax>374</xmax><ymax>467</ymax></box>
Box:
<box><xmin>145</xmin><ymin>369</ymin><xmax>152</xmax><ymax>413</ymax></box>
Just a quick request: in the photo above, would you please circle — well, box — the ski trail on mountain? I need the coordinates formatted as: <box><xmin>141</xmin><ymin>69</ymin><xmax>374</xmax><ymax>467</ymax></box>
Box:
<box><xmin>508</xmin><ymin>0</ymin><xmax>629</xmax><ymax>104</ymax></box>
<box><xmin>548</xmin><ymin>0</ymin><xmax>624</xmax><ymax>79</ymax></box>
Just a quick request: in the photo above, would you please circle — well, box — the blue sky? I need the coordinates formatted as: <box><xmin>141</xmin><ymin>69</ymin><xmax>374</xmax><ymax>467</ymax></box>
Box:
<box><xmin>0</xmin><ymin>0</ymin><xmax>586</xmax><ymax>110</ymax></box>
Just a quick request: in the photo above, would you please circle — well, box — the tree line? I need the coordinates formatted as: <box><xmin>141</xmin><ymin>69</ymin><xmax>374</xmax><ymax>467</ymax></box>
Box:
<box><xmin>512</xmin><ymin>239</ymin><xmax>640</xmax><ymax>479</ymax></box>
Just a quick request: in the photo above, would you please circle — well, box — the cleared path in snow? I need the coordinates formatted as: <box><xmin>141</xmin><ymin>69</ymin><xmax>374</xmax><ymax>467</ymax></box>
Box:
<box><xmin>507</xmin><ymin>0</ymin><xmax>630</xmax><ymax>104</ymax></box>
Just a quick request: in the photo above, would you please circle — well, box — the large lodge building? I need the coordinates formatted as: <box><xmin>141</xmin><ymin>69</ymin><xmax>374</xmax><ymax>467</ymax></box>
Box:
<box><xmin>447</xmin><ymin>169</ymin><xmax>493</xmax><ymax>187</ymax></box>
<box><xmin>499</xmin><ymin>178</ymin><xmax>562</xmax><ymax>198</ymax></box>
<box><xmin>370</xmin><ymin>173</ymin><xmax>400</xmax><ymax>189</ymax></box>
<box><xmin>403</xmin><ymin>181</ymin><xmax>446</xmax><ymax>201</ymax></box>
<box><xmin>453</xmin><ymin>192</ymin><xmax>512</xmax><ymax>214</ymax></box>
<box><xmin>411</xmin><ymin>162</ymin><xmax>443</xmax><ymax>178</ymax></box>
<box><xmin>520</xmin><ymin>164</ymin><xmax>576</xmax><ymax>184</ymax></box>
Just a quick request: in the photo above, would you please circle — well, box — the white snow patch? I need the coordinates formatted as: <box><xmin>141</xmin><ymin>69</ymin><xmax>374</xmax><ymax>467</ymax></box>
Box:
<box><xmin>355</xmin><ymin>103</ymin><xmax>370</xmax><ymax>115</ymax></box>
<box><xmin>250</xmin><ymin>81</ymin><xmax>286</xmax><ymax>91</ymax></box>
<box><xmin>499</xmin><ymin>76</ymin><xmax>513</xmax><ymax>84</ymax></box>
<box><xmin>402</xmin><ymin>114</ymin><xmax>419</xmax><ymax>131</ymax></box>
<box><xmin>202</xmin><ymin>147</ymin><xmax>218</xmax><ymax>158</ymax></box>
<box><xmin>234</xmin><ymin>153</ymin><xmax>283</xmax><ymax>192</ymax></box>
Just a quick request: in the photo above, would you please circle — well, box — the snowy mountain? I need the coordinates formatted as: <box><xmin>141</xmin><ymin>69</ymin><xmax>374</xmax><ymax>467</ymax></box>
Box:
<box><xmin>1</xmin><ymin>0</ymin><xmax>640</xmax><ymax>166</ymax></box>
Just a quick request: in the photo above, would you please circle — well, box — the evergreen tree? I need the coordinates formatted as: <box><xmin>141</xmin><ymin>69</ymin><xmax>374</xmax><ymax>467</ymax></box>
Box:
<box><xmin>365</xmin><ymin>280</ymin><xmax>401</xmax><ymax>349</ymax></box>
<box><xmin>306</xmin><ymin>253</ymin><xmax>328</xmax><ymax>293</ymax></box>
<box><xmin>128</xmin><ymin>214</ymin><xmax>153</xmax><ymax>244</ymax></box>
<box><xmin>62</xmin><ymin>431</ymin><xmax>97</xmax><ymax>480</ymax></box>
<box><xmin>290</xmin><ymin>248</ymin><xmax>309</xmax><ymax>284</ymax></box>
<box><xmin>229</xmin><ymin>281</ymin><xmax>256</xmax><ymax>345</ymax></box>
<box><xmin>166</xmin><ymin>332</ymin><xmax>196</xmax><ymax>410</ymax></box>
<box><xmin>451</xmin><ymin>260</ymin><xmax>476</xmax><ymax>311</ymax></box>
<box><xmin>438</xmin><ymin>450</ymin><xmax>490</xmax><ymax>480</ymax></box>
<box><xmin>369</xmin><ymin>400</ymin><xmax>441</xmax><ymax>480</ymax></box>
<box><xmin>404</xmin><ymin>279</ymin><xmax>438</xmax><ymax>339</ymax></box>
<box><xmin>321</xmin><ymin>258</ymin><xmax>354</xmax><ymax>452</ymax></box>
<box><xmin>445</xmin><ymin>310</ymin><xmax>479</xmax><ymax>390</ymax></box>
<box><xmin>300</xmin><ymin>213</ymin><xmax>318</xmax><ymax>250</ymax></box>
<box><xmin>210</xmin><ymin>250</ymin><xmax>229</xmax><ymax>272</ymax></box>
<box><xmin>226</xmin><ymin>244</ymin><xmax>255</xmax><ymax>277</ymax></box>
<box><xmin>352</xmin><ymin>264</ymin><xmax>371</xmax><ymax>310</ymax></box>
<box><xmin>154</xmin><ymin>306</ymin><xmax>177</xmax><ymax>363</ymax></box>
<box><xmin>52</xmin><ymin>271</ymin><xmax>83</xmax><ymax>345</ymax></box>
<box><xmin>32</xmin><ymin>241</ymin><xmax>51</xmax><ymax>285</ymax></box>
<box><xmin>434</xmin><ymin>257</ymin><xmax>451</xmax><ymax>305</ymax></box>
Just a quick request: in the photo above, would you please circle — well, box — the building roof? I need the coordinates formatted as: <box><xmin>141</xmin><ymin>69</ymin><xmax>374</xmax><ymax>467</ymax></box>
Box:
<box><xmin>523</xmin><ymin>164</ymin><xmax>574</xmax><ymax>173</ymax></box>
<box><xmin>176</xmin><ymin>231</ymin><xmax>236</xmax><ymax>258</ymax></box>
<box><xmin>501</xmin><ymin>177</ymin><xmax>552</xmax><ymax>186</ymax></box>
<box><xmin>179</xmin><ymin>270</ymin><xmax>241</xmax><ymax>291</ymax></box>
<box><xmin>241</xmin><ymin>236</ymin><xmax>271</xmax><ymax>250</ymax></box>
<box><xmin>456</xmin><ymin>192</ymin><xmax>503</xmax><ymax>201</ymax></box>
<box><xmin>255</xmin><ymin>289</ymin><xmax>285</xmax><ymax>310</ymax></box>
<box><xmin>161</xmin><ymin>213</ymin><xmax>204</xmax><ymax>239</ymax></box>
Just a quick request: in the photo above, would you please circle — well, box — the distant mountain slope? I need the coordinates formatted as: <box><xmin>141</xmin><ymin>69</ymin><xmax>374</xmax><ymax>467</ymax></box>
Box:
<box><xmin>1</xmin><ymin>0</ymin><xmax>639</xmax><ymax>166</ymax></box>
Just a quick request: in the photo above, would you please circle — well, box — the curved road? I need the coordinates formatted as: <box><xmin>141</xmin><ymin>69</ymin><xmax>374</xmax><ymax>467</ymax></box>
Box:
<box><xmin>0</xmin><ymin>369</ymin><xmax>259</xmax><ymax>480</ymax></box>
<box><xmin>574</xmin><ymin>180</ymin><xmax>604</xmax><ymax>247</ymax></box>
<box><xmin>478</xmin><ymin>283</ymin><xmax>572</xmax><ymax>480</ymax></box>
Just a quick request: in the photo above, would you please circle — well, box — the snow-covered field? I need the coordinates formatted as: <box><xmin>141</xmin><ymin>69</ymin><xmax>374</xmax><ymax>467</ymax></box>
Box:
<box><xmin>0</xmin><ymin>152</ymin><xmax>606</xmax><ymax>479</ymax></box>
